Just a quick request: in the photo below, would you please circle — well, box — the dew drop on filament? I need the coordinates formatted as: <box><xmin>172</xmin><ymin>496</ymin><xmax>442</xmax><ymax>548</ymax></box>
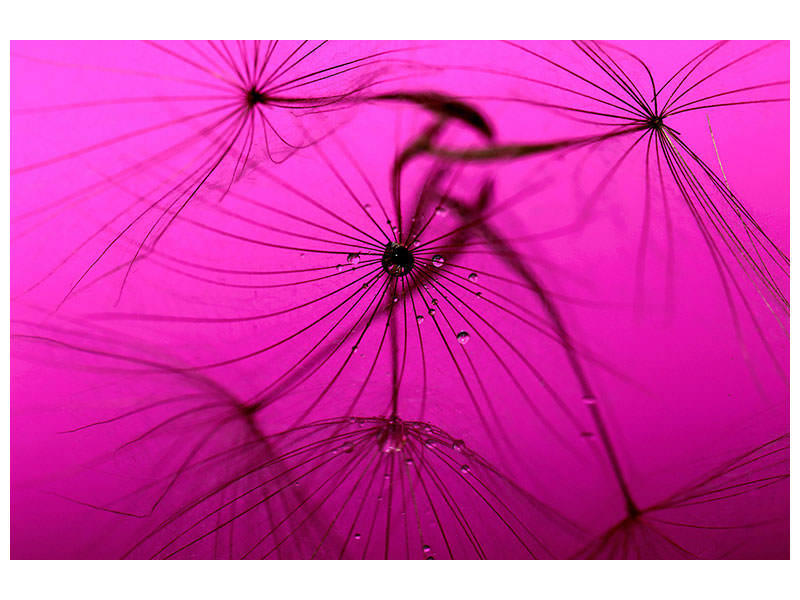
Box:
<box><xmin>416</xmin><ymin>314</ymin><xmax>424</xmax><ymax>323</ymax></box>
<box><xmin>456</xmin><ymin>331</ymin><xmax>470</xmax><ymax>345</ymax></box>
<box><xmin>432</xmin><ymin>255</ymin><xmax>445</xmax><ymax>267</ymax></box>
<box><xmin>468</xmin><ymin>272</ymin><xmax>478</xmax><ymax>282</ymax></box>
<box><xmin>346</xmin><ymin>253</ymin><xmax>360</xmax><ymax>265</ymax></box>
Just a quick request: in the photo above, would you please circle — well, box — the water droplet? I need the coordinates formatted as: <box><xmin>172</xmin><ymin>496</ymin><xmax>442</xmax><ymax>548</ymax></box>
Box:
<box><xmin>392</xmin><ymin>296</ymin><xmax>399</xmax><ymax>303</ymax></box>
<box><xmin>354</xmin><ymin>533</ymin><xmax>362</xmax><ymax>540</ymax></box>
<box><xmin>426</xmin><ymin>556</ymin><xmax>435</xmax><ymax>560</ymax></box>
<box><xmin>432</xmin><ymin>255</ymin><xmax>445</xmax><ymax>267</ymax></box>
<box><xmin>428</xmin><ymin>308</ymin><xmax>436</xmax><ymax>316</ymax></box>
<box><xmin>340</xmin><ymin>441</ymin><xmax>355</xmax><ymax>453</ymax></box>
<box><xmin>364</xmin><ymin>203</ymin><xmax>372</xmax><ymax>211</ymax></box>
<box><xmin>347</xmin><ymin>253</ymin><xmax>360</xmax><ymax>265</ymax></box>
<box><xmin>405</xmin><ymin>458</ymin><xmax>414</xmax><ymax>465</ymax></box>
<box><xmin>456</xmin><ymin>331</ymin><xmax>470</xmax><ymax>345</ymax></box>
<box><xmin>351</xmin><ymin>345</ymin><xmax>358</xmax><ymax>352</ymax></box>
<box><xmin>435</xmin><ymin>205</ymin><xmax>447</xmax><ymax>216</ymax></box>
<box><xmin>416</xmin><ymin>314</ymin><xmax>424</xmax><ymax>323</ymax></box>
<box><xmin>468</xmin><ymin>272</ymin><xmax>478</xmax><ymax>282</ymax></box>
<box><xmin>452</xmin><ymin>439</ymin><xmax>466</xmax><ymax>452</ymax></box>
<box><xmin>460</xmin><ymin>464</ymin><xmax>471</xmax><ymax>474</ymax></box>
<box><xmin>423</xmin><ymin>544</ymin><xmax>431</xmax><ymax>553</ymax></box>
<box><xmin>425</xmin><ymin>439</ymin><xmax>436</xmax><ymax>448</ymax></box>
<box><xmin>431</xmin><ymin>298</ymin><xmax>438</xmax><ymax>305</ymax></box>
<box><xmin>336</xmin><ymin>264</ymin><xmax>345</xmax><ymax>272</ymax></box>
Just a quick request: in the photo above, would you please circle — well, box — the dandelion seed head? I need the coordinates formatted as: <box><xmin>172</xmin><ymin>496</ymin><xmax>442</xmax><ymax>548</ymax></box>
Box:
<box><xmin>377</xmin><ymin>418</ymin><xmax>407</xmax><ymax>453</ymax></box>
<box><xmin>381</xmin><ymin>242</ymin><xmax>415</xmax><ymax>277</ymax></box>
<box><xmin>245</xmin><ymin>86</ymin><xmax>269</xmax><ymax>109</ymax></box>
<box><xmin>646</xmin><ymin>114</ymin><xmax>665</xmax><ymax>130</ymax></box>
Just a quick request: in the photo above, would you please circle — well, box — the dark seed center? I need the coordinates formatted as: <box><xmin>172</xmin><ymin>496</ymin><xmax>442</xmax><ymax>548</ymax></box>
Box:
<box><xmin>382</xmin><ymin>242</ymin><xmax>415</xmax><ymax>277</ymax></box>
<box><xmin>246</xmin><ymin>87</ymin><xmax>268</xmax><ymax>108</ymax></box>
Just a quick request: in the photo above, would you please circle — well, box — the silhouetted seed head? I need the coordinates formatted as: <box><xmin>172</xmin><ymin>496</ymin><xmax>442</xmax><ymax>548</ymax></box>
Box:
<box><xmin>377</xmin><ymin>417</ymin><xmax>407</xmax><ymax>453</ymax></box>
<box><xmin>646</xmin><ymin>115</ymin><xmax>664</xmax><ymax>130</ymax></box>
<box><xmin>381</xmin><ymin>242</ymin><xmax>415</xmax><ymax>277</ymax></box>
<box><xmin>245</xmin><ymin>87</ymin><xmax>269</xmax><ymax>108</ymax></box>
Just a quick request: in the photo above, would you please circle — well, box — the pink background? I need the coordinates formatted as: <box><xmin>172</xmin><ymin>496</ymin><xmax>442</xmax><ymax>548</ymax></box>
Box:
<box><xmin>11</xmin><ymin>40</ymin><xmax>789</xmax><ymax>559</ymax></box>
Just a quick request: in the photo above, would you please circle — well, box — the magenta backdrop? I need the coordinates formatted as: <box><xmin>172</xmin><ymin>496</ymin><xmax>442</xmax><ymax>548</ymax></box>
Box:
<box><xmin>10</xmin><ymin>40</ymin><xmax>789</xmax><ymax>559</ymax></box>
